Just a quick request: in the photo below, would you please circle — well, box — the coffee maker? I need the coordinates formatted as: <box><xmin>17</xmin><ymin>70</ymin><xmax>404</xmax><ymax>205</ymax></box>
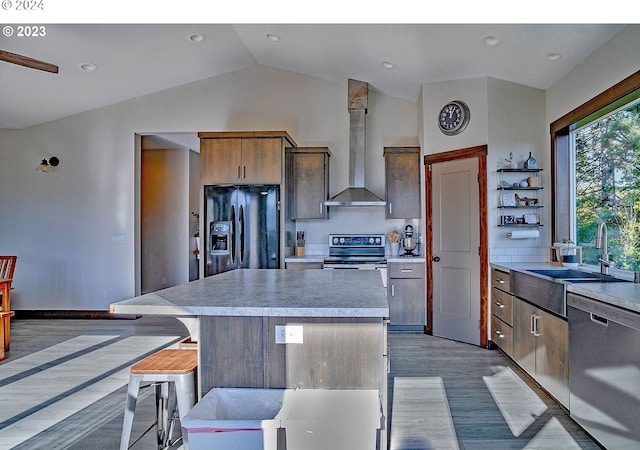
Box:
<box><xmin>401</xmin><ymin>225</ymin><xmax>418</xmax><ymax>256</ymax></box>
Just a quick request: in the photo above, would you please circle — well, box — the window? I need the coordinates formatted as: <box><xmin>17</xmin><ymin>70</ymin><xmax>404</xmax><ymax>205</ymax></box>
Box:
<box><xmin>571</xmin><ymin>96</ymin><xmax>640</xmax><ymax>270</ymax></box>
<box><xmin>551</xmin><ymin>70</ymin><xmax>640</xmax><ymax>274</ymax></box>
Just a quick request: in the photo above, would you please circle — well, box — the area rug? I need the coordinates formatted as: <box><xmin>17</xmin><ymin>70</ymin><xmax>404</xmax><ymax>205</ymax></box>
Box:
<box><xmin>390</xmin><ymin>376</ymin><xmax>460</xmax><ymax>450</ymax></box>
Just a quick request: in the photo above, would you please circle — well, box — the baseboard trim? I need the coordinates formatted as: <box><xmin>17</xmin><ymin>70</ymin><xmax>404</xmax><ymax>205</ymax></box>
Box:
<box><xmin>13</xmin><ymin>310</ymin><xmax>141</xmax><ymax>320</ymax></box>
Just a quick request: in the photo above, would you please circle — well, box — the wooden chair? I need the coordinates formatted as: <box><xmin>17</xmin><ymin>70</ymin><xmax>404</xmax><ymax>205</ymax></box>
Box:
<box><xmin>0</xmin><ymin>311</ymin><xmax>15</xmax><ymax>360</ymax></box>
<box><xmin>0</xmin><ymin>256</ymin><xmax>17</xmax><ymax>351</ymax></box>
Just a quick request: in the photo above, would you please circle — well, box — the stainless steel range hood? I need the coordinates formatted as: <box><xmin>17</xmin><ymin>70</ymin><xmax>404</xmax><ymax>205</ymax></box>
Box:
<box><xmin>325</xmin><ymin>80</ymin><xmax>386</xmax><ymax>207</ymax></box>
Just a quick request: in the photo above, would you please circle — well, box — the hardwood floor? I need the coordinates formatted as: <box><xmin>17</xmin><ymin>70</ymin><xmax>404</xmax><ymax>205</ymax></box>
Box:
<box><xmin>387</xmin><ymin>332</ymin><xmax>601</xmax><ymax>449</ymax></box>
<box><xmin>0</xmin><ymin>318</ymin><xmax>601</xmax><ymax>449</ymax></box>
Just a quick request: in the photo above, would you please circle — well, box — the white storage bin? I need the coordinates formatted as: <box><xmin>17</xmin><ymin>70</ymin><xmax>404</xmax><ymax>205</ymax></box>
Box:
<box><xmin>282</xmin><ymin>389</ymin><xmax>382</xmax><ymax>450</ymax></box>
<box><xmin>181</xmin><ymin>388</ymin><xmax>293</xmax><ymax>450</ymax></box>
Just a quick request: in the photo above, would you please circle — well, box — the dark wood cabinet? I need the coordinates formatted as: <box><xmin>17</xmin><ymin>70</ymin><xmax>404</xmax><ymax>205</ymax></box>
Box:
<box><xmin>384</xmin><ymin>147</ymin><xmax>421</xmax><ymax>219</ymax></box>
<box><xmin>198</xmin><ymin>132</ymin><xmax>295</xmax><ymax>185</ymax></box>
<box><xmin>287</xmin><ymin>147</ymin><xmax>330</xmax><ymax>220</ymax></box>
<box><xmin>513</xmin><ymin>297</ymin><xmax>569</xmax><ymax>407</ymax></box>
<box><xmin>490</xmin><ymin>268</ymin><xmax>513</xmax><ymax>357</ymax></box>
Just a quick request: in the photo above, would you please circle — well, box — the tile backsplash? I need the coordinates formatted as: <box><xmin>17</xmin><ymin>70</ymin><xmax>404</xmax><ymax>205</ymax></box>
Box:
<box><xmin>490</xmin><ymin>246</ymin><xmax>548</xmax><ymax>264</ymax></box>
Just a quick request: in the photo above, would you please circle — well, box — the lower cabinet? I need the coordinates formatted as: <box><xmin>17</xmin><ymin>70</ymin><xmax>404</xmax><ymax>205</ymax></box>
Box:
<box><xmin>491</xmin><ymin>314</ymin><xmax>513</xmax><ymax>357</ymax></box>
<box><xmin>388</xmin><ymin>262</ymin><xmax>426</xmax><ymax>328</ymax></box>
<box><xmin>491</xmin><ymin>268</ymin><xmax>513</xmax><ymax>357</ymax></box>
<box><xmin>513</xmin><ymin>297</ymin><xmax>569</xmax><ymax>407</ymax></box>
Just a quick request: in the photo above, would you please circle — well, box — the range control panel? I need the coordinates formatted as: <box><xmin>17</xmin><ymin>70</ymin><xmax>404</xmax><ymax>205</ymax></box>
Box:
<box><xmin>328</xmin><ymin>234</ymin><xmax>385</xmax><ymax>248</ymax></box>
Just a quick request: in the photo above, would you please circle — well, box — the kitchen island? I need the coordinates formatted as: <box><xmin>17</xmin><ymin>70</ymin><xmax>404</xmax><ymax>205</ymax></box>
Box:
<box><xmin>111</xmin><ymin>269</ymin><xmax>389</xmax><ymax>442</ymax></box>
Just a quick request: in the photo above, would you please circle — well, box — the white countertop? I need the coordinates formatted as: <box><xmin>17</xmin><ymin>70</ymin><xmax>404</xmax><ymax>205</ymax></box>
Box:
<box><xmin>490</xmin><ymin>262</ymin><xmax>640</xmax><ymax>314</ymax></box>
<box><xmin>111</xmin><ymin>269</ymin><xmax>388</xmax><ymax>318</ymax></box>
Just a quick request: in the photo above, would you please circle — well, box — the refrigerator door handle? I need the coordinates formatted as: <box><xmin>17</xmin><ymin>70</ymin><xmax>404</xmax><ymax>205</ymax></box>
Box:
<box><xmin>230</xmin><ymin>205</ymin><xmax>236</xmax><ymax>264</ymax></box>
<box><xmin>239</xmin><ymin>204</ymin><xmax>245</xmax><ymax>265</ymax></box>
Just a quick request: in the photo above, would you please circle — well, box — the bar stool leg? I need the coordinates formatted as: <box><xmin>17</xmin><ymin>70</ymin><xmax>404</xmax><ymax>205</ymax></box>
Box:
<box><xmin>156</xmin><ymin>381</ymin><xmax>171</xmax><ymax>449</ymax></box>
<box><xmin>120</xmin><ymin>374</ymin><xmax>142</xmax><ymax>450</ymax></box>
<box><xmin>174</xmin><ymin>373</ymin><xmax>196</xmax><ymax>419</ymax></box>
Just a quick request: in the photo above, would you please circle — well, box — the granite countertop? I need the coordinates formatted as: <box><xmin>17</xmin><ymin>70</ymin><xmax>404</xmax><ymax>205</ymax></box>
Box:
<box><xmin>490</xmin><ymin>262</ymin><xmax>640</xmax><ymax>314</ymax></box>
<box><xmin>111</xmin><ymin>269</ymin><xmax>388</xmax><ymax>318</ymax></box>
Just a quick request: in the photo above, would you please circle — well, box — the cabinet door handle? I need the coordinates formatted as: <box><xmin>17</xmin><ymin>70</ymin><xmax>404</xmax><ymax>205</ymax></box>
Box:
<box><xmin>494</xmin><ymin>330</ymin><xmax>504</xmax><ymax>338</ymax></box>
<box><xmin>532</xmin><ymin>313</ymin><xmax>541</xmax><ymax>336</ymax></box>
<box><xmin>495</xmin><ymin>301</ymin><xmax>504</xmax><ymax>308</ymax></box>
<box><xmin>242</xmin><ymin>165</ymin><xmax>246</xmax><ymax>179</ymax></box>
<box><xmin>320</xmin><ymin>202</ymin><xmax>324</xmax><ymax>215</ymax></box>
<box><xmin>389</xmin><ymin>202</ymin><xmax>393</xmax><ymax>215</ymax></box>
<box><xmin>237</xmin><ymin>165</ymin><xmax>241</xmax><ymax>179</ymax></box>
<box><xmin>391</xmin><ymin>283</ymin><xmax>395</xmax><ymax>297</ymax></box>
<box><xmin>530</xmin><ymin>314</ymin><xmax>535</xmax><ymax>334</ymax></box>
<box><xmin>495</xmin><ymin>277</ymin><xmax>505</xmax><ymax>284</ymax></box>
<box><xmin>400</xmin><ymin>269</ymin><xmax>413</xmax><ymax>273</ymax></box>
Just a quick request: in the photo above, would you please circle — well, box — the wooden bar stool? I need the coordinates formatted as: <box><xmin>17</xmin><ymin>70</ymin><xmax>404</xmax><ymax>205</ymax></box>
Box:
<box><xmin>120</xmin><ymin>348</ymin><xmax>198</xmax><ymax>450</ymax></box>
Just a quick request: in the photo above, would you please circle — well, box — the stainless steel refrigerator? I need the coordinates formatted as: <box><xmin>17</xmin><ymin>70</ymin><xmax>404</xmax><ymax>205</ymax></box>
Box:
<box><xmin>204</xmin><ymin>185</ymin><xmax>280</xmax><ymax>276</ymax></box>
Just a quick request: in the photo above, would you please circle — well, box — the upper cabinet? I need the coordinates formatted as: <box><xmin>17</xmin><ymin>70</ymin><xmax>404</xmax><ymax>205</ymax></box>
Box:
<box><xmin>384</xmin><ymin>147</ymin><xmax>421</xmax><ymax>219</ymax></box>
<box><xmin>198</xmin><ymin>132</ymin><xmax>296</xmax><ymax>185</ymax></box>
<box><xmin>287</xmin><ymin>147</ymin><xmax>331</xmax><ymax>220</ymax></box>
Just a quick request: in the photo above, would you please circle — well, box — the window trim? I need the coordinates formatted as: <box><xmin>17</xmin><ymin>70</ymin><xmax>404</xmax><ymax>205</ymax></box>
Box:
<box><xmin>550</xmin><ymin>70</ymin><xmax>640</xmax><ymax>245</ymax></box>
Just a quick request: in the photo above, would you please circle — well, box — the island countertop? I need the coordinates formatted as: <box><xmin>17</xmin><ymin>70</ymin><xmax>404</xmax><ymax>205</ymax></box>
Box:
<box><xmin>110</xmin><ymin>269</ymin><xmax>389</xmax><ymax>318</ymax></box>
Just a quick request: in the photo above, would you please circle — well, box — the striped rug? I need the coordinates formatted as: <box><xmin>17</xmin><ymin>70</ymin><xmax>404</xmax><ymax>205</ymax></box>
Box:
<box><xmin>0</xmin><ymin>334</ymin><xmax>180</xmax><ymax>449</ymax></box>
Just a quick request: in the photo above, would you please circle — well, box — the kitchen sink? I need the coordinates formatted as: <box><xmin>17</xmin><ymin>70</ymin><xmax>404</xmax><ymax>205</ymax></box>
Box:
<box><xmin>526</xmin><ymin>268</ymin><xmax>630</xmax><ymax>283</ymax></box>
<box><xmin>566</xmin><ymin>278</ymin><xmax>631</xmax><ymax>283</ymax></box>
<box><xmin>527</xmin><ymin>269</ymin><xmax>600</xmax><ymax>279</ymax></box>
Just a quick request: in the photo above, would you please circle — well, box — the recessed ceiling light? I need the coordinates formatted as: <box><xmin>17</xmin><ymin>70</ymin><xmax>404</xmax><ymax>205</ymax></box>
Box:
<box><xmin>483</xmin><ymin>35</ymin><xmax>501</xmax><ymax>46</ymax></box>
<box><xmin>381</xmin><ymin>61</ymin><xmax>394</xmax><ymax>69</ymax></box>
<box><xmin>547</xmin><ymin>52</ymin><xmax>562</xmax><ymax>61</ymax></box>
<box><xmin>80</xmin><ymin>63</ymin><xmax>97</xmax><ymax>71</ymax></box>
<box><xmin>189</xmin><ymin>33</ymin><xmax>205</xmax><ymax>42</ymax></box>
<box><xmin>266</xmin><ymin>33</ymin><xmax>281</xmax><ymax>42</ymax></box>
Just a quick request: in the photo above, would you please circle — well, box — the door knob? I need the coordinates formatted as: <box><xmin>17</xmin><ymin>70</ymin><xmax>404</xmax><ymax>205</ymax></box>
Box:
<box><xmin>432</xmin><ymin>256</ymin><xmax>441</xmax><ymax>262</ymax></box>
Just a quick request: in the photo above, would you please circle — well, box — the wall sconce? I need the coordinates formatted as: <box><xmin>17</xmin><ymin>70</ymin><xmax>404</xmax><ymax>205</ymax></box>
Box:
<box><xmin>39</xmin><ymin>156</ymin><xmax>60</xmax><ymax>173</ymax></box>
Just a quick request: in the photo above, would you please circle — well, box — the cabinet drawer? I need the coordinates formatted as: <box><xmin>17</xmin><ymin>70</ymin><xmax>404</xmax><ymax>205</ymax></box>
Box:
<box><xmin>491</xmin><ymin>268</ymin><xmax>511</xmax><ymax>292</ymax></box>
<box><xmin>492</xmin><ymin>287</ymin><xmax>513</xmax><ymax>325</ymax></box>
<box><xmin>285</xmin><ymin>262</ymin><xmax>323</xmax><ymax>270</ymax></box>
<box><xmin>491</xmin><ymin>314</ymin><xmax>513</xmax><ymax>357</ymax></box>
<box><xmin>389</xmin><ymin>263</ymin><xmax>425</xmax><ymax>279</ymax></box>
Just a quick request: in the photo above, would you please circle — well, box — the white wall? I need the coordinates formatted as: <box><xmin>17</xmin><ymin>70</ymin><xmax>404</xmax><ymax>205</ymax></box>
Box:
<box><xmin>0</xmin><ymin>65</ymin><xmax>418</xmax><ymax>310</ymax></box>
<box><xmin>487</xmin><ymin>78</ymin><xmax>548</xmax><ymax>263</ymax></box>
<box><xmin>419</xmin><ymin>76</ymin><xmax>548</xmax><ymax>264</ymax></box>
<box><xmin>546</xmin><ymin>25</ymin><xmax>640</xmax><ymax>124</ymax></box>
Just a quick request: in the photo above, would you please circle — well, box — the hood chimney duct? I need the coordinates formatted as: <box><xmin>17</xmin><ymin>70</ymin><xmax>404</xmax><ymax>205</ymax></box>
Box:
<box><xmin>325</xmin><ymin>79</ymin><xmax>386</xmax><ymax>207</ymax></box>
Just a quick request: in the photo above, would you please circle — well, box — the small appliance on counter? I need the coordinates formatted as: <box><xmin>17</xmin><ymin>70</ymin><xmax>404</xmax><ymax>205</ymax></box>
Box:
<box><xmin>401</xmin><ymin>225</ymin><xmax>418</xmax><ymax>256</ymax></box>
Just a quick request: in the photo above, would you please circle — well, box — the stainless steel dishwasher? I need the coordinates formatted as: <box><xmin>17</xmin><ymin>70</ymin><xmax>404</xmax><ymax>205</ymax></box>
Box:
<box><xmin>567</xmin><ymin>292</ymin><xmax>640</xmax><ymax>449</ymax></box>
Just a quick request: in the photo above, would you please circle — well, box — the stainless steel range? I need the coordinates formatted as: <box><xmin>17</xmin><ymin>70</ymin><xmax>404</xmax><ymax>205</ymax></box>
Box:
<box><xmin>323</xmin><ymin>234</ymin><xmax>387</xmax><ymax>270</ymax></box>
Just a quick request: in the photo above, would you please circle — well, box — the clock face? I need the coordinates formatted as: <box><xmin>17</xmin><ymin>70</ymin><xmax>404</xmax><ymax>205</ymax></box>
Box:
<box><xmin>438</xmin><ymin>101</ymin><xmax>470</xmax><ymax>135</ymax></box>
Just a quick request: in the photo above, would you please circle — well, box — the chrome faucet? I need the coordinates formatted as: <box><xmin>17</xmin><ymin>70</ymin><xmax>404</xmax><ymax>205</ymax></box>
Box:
<box><xmin>595</xmin><ymin>222</ymin><xmax>614</xmax><ymax>275</ymax></box>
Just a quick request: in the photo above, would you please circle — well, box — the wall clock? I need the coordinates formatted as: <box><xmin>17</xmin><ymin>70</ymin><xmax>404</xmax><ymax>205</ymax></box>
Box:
<box><xmin>438</xmin><ymin>100</ymin><xmax>470</xmax><ymax>135</ymax></box>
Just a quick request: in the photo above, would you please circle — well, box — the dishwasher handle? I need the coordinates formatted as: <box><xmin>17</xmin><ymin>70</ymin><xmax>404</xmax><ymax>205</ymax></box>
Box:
<box><xmin>590</xmin><ymin>313</ymin><xmax>609</xmax><ymax>326</ymax></box>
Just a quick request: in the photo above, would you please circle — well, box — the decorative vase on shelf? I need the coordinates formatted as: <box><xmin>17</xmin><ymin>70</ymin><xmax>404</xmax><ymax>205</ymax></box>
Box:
<box><xmin>524</xmin><ymin>152</ymin><xmax>537</xmax><ymax>169</ymax></box>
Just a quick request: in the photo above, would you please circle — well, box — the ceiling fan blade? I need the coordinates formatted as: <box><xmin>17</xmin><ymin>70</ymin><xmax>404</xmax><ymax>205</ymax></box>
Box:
<box><xmin>0</xmin><ymin>49</ymin><xmax>59</xmax><ymax>74</ymax></box>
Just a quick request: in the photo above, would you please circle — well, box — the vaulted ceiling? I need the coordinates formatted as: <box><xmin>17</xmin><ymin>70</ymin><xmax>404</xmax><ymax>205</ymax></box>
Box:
<box><xmin>0</xmin><ymin>24</ymin><xmax>627</xmax><ymax>129</ymax></box>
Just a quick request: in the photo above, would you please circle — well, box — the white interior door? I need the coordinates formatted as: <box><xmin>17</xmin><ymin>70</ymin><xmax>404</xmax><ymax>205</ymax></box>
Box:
<box><xmin>431</xmin><ymin>157</ymin><xmax>481</xmax><ymax>345</ymax></box>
